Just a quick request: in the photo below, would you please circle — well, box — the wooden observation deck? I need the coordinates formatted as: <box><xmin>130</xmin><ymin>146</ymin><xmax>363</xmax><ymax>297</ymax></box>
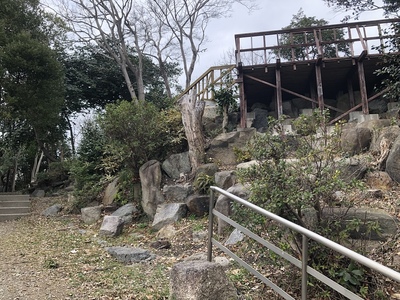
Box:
<box><xmin>234</xmin><ymin>18</ymin><xmax>400</xmax><ymax>127</ymax></box>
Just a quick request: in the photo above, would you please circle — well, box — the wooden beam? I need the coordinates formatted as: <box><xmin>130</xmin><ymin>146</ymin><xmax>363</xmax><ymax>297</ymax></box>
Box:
<box><xmin>357</xmin><ymin>60</ymin><xmax>368</xmax><ymax>114</ymax></box>
<box><xmin>244</xmin><ymin>74</ymin><xmax>343</xmax><ymax>113</ymax></box>
<box><xmin>276</xmin><ymin>65</ymin><xmax>283</xmax><ymax>118</ymax></box>
<box><xmin>315</xmin><ymin>63</ymin><xmax>324</xmax><ymax>111</ymax></box>
<box><xmin>238</xmin><ymin>66</ymin><xmax>247</xmax><ymax>128</ymax></box>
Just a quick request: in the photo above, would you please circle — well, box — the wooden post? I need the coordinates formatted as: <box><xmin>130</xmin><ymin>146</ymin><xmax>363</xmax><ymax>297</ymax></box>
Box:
<box><xmin>315</xmin><ymin>57</ymin><xmax>324</xmax><ymax>112</ymax></box>
<box><xmin>347</xmin><ymin>77</ymin><xmax>355</xmax><ymax>108</ymax></box>
<box><xmin>276</xmin><ymin>59</ymin><xmax>283</xmax><ymax>118</ymax></box>
<box><xmin>237</xmin><ymin>63</ymin><xmax>247</xmax><ymax>128</ymax></box>
<box><xmin>358</xmin><ymin>51</ymin><xmax>368</xmax><ymax>114</ymax></box>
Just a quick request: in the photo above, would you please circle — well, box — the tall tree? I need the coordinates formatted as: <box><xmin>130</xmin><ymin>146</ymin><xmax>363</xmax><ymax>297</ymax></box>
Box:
<box><xmin>324</xmin><ymin>0</ymin><xmax>400</xmax><ymax>19</ymax></box>
<box><xmin>148</xmin><ymin>0</ymin><xmax>256</xmax><ymax>89</ymax></box>
<box><xmin>277</xmin><ymin>9</ymin><xmax>350</xmax><ymax>61</ymax></box>
<box><xmin>59</xmin><ymin>0</ymin><xmax>145</xmax><ymax>102</ymax></box>
<box><xmin>0</xmin><ymin>0</ymin><xmax>65</xmax><ymax>189</ymax></box>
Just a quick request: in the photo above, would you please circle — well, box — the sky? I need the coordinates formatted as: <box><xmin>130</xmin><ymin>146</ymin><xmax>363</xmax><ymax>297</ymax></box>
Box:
<box><xmin>190</xmin><ymin>0</ymin><xmax>387</xmax><ymax>81</ymax></box>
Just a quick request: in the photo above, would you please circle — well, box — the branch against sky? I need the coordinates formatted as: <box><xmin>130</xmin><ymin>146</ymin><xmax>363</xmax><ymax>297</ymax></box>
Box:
<box><xmin>57</xmin><ymin>0</ymin><xmax>145</xmax><ymax>102</ymax></box>
<box><xmin>324</xmin><ymin>0</ymin><xmax>399</xmax><ymax>20</ymax></box>
<box><xmin>148</xmin><ymin>0</ymin><xmax>257</xmax><ymax>89</ymax></box>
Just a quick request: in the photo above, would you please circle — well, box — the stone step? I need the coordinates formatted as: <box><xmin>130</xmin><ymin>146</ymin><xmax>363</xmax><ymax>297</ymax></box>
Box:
<box><xmin>0</xmin><ymin>213</ymin><xmax>31</xmax><ymax>222</ymax></box>
<box><xmin>0</xmin><ymin>207</ymin><xmax>30</xmax><ymax>214</ymax></box>
<box><xmin>0</xmin><ymin>194</ymin><xmax>31</xmax><ymax>222</ymax></box>
<box><xmin>0</xmin><ymin>200</ymin><xmax>30</xmax><ymax>207</ymax></box>
<box><xmin>0</xmin><ymin>194</ymin><xmax>30</xmax><ymax>201</ymax></box>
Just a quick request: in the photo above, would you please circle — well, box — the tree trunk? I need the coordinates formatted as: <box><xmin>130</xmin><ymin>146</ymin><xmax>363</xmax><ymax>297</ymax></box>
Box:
<box><xmin>180</xmin><ymin>90</ymin><xmax>205</xmax><ymax>174</ymax></box>
<box><xmin>31</xmin><ymin>150</ymin><xmax>44</xmax><ymax>184</ymax></box>
<box><xmin>222</xmin><ymin>105</ymin><xmax>229</xmax><ymax>133</ymax></box>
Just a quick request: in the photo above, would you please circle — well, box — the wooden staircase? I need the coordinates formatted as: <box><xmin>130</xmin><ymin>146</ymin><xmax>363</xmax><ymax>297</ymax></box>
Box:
<box><xmin>0</xmin><ymin>194</ymin><xmax>31</xmax><ymax>222</ymax></box>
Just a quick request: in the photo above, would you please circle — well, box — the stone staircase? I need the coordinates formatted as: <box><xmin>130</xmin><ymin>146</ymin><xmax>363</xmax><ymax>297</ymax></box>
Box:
<box><xmin>0</xmin><ymin>194</ymin><xmax>31</xmax><ymax>222</ymax></box>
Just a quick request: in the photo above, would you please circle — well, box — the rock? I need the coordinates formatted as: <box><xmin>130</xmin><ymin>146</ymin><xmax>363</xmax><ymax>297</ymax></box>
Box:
<box><xmin>31</xmin><ymin>189</ymin><xmax>45</xmax><ymax>198</ymax></box>
<box><xmin>192</xmin><ymin>230</ymin><xmax>208</xmax><ymax>243</ymax></box>
<box><xmin>341</xmin><ymin>127</ymin><xmax>372</xmax><ymax>155</ymax></box>
<box><xmin>225</xmin><ymin>229</ymin><xmax>245</xmax><ymax>245</ymax></box>
<box><xmin>150</xmin><ymin>240</ymin><xmax>171</xmax><ymax>249</ymax></box>
<box><xmin>102</xmin><ymin>177</ymin><xmax>119</xmax><ymax>206</ymax></box>
<box><xmin>162</xmin><ymin>152</ymin><xmax>191</xmax><ymax>179</ymax></box>
<box><xmin>236</xmin><ymin>160</ymin><xmax>259</xmax><ymax>170</ymax></box>
<box><xmin>163</xmin><ymin>183</ymin><xmax>193</xmax><ymax>202</ymax></box>
<box><xmin>111</xmin><ymin>203</ymin><xmax>138</xmax><ymax>224</ymax></box>
<box><xmin>368</xmin><ymin>98</ymin><xmax>388</xmax><ymax>114</ymax></box>
<box><xmin>99</xmin><ymin>216</ymin><xmax>124</xmax><ymax>237</ymax></box>
<box><xmin>215</xmin><ymin>171</ymin><xmax>236</xmax><ymax>190</ymax></box>
<box><xmin>321</xmin><ymin>207</ymin><xmax>398</xmax><ymax>241</ymax></box>
<box><xmin>41</xmin><ymin>204</ymin><xmax>62</xmax><ymax>217</ymax></box>
<box><xmin>156</xmin><ymin>224</ymin><xmax>177</xmax><ymax>239</ymax></box>
<box><xmin>338</xmin><ymin>156</ymin><xmax>368</xmax><ymax>182</ymax></box>
<box><xmin>81</xmin><ymin>206</ymin><xmax>102</xmax><ymax>224</ymax></box>
<box><xmin>195</xmin><ymin>163</ymin><xmax>219</xmax><ymax>180</ymax></box>
<box><xmin>186</xmin><ymin>194</ymin><xmax>209</xmax><ymax>217</ymax></box>
<box><xmin>365</xmin><ymin>171</ymin><xmax>393</xmax><ymax>190</ymax></box>
<box><xmin>214</xmin><ymin>256</ymin><xmax>230</xmax><ymax>269</ymax></box>
<box><xmin>357</xmin><ymin>119</ymin><xmax>390</xmax><ymax>132</ymax></box>
<box><xmin>215</xmin><ymin>184</ymin><xmax>249</xmax><ymax>235</ymax></box>
<box><xmin>206</xmin><ymin>129</ymin><xmax>257</xmax><ymax>166</ymax></box>
<box><xmin>106</xmin><ymin>246</ymin><xmax>154</xmax><ymax>264</ymax></box>
<box><xmin>139</xmin><ymin>160</ymin><xmax>165</xmax><ymax>218</ymax></box>
<box><xmin>252</xmin><ymin>108</ymin><xmax>269</xmax><ymax>131</ymax></box>
<box><xmin>370</xmin><ymin>126</ymin><xmax>400</xmax><ymax>154</ymax></box>
<box><xmin>386</xmin><ymin>135</ymin><xmax>400</xmax><ymax>183</ymax></box>
<box><xmin>169</xmin><ymin>261</ymin><xmax>237</xmax><ymax>300</ymax></box>
<box><xmin>152</xmin><ymin>203</ymin><xmax>187</xmax><ymax>231</ymax></box>
<box><xmin>184</xmin><ymin>252</ymin><xmax>230</xmax><ymax>269</ymax></box>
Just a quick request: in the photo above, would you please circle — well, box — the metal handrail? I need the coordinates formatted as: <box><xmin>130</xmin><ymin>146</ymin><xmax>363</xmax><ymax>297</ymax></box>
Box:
<box><xmin>207</xmin><ymin>185</ymin><xmax>400</xmax><ymax>300</ymax></box>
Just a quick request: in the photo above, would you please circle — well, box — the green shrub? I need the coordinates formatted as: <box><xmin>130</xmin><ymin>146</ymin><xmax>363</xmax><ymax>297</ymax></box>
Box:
<box><xmin>235</xmin><ymin>110</ymin><xmax>373</xmax><ymax>298</ymax></box>
<box><xmin>193</xmin><ymin>173</ymin><xmax>215</xmax><ymax>194</ymax></box>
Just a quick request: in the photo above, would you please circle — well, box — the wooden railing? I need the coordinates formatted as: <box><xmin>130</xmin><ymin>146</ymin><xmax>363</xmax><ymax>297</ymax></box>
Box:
<box><xmin>235</xmin><ymin>18</ymin><xmax>400</xmax><ymax>65</ymax></box>
<box><xmin>177</xmin><ymin>65</ymin><xmax>236</xmax><ymax>102</ymax></box>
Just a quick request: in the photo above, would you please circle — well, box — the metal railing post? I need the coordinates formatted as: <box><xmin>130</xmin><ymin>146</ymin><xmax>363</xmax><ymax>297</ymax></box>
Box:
<box><xmin>301</xmin><ymin>235</ymin><xmax>309</xmax><ymax>300</ymax></box>
<box><xmin>207</xmin><ymin>189</ymin><xmax>215</xmax><ymax>262</ymax></box>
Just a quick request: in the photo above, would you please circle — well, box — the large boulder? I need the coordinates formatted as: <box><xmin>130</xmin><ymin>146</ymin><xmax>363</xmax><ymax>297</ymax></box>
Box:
<box><xmin>215</xmin><ymin>171</ymin><xmax>236</xmax><ymax>190</ymax></box>
<box><xmin>321</xmin><ymin>207</ymin><xmax>398</xmax><ymax>241</ymax></box>
<box><xmin>252</xmin><ymin>108</ymin><xmax>269</xmax><ymax>131</ymax></box>
<box><xmin>206</xmin><ymin>129</ymin><xmax>257</xmax><ymax>166</ymax></box>
<box><xmin>81</xmin><ymin>206</ymin><xmax>102</xmax><ymax>224</ymax></box>
<box><xmin>139</xmin><ymin>160</ymin><xmax>165</xmax><ymax>218</ymax></box>
<box><xmin>186</xmin><ymin>194</ymin><xmax>209</xmax><ymax>217</ymax></box>
<box><xmin>195</xmin><ymin>163</ymin><xmax>219</xmax><ymax>181</ymax></box>
<box><xmin>162</xmin><ymin>152</ymin><xmax>191</xmax><ymax>179</ymax></box>
<box><xmin>103</xmin><ymin>177</ymin><xmax>119</xmax><ymax>206</ymax></box>
<box><xmin>365</xmin><ymin>171</ymin><xmax>393</xmax><ymax>190</ymax></box>
<box><xmin>169</xmin><ymin>261</ymin><xmax>237</xmax><ymax>300</ymax></box>
<box><xmin>152</xmin><ymin>203</ymin><xmax>187</xmax><ymax>231</ymax></box>
<box><xmin>370</xmin><ymin>125</ymin><xmax>400</xmax><ymax>154</ymax></box>
<box><xmin>99</xmin><ymin>216</ymin><xmax>124</xmax><ymax>237</ymax></box>
<box><xmin>337</xmin><ymin>156</ymin><xmax>369</xmax><ymax>182</ymax></box>
<box><xmin>386</xmin><ymin>135</ymin><xmax>400</xmax><ymax>183</ymax></box>
<box><xmin>163</xmin><ymin>183</ymin><xmax>193</xmax><ymax>202</ymax></box>
<box><xmin>111</xmin><ymin>203</ymin><xmax>138</xmax><ymax>224</ymax></box>
<box><xmin>41</xmin><ymin>204</ymin><xmax>62</xmax><ymax>217</ymax></box>
<box><xmin>215</xmin><ymin>184</ymin><xmax>249</xmax><ymax>235</ymax></box>
<box><xmin>341</xmin><ymin>127</ymin><xmax>372</xmax><ymax>155</ymax></box>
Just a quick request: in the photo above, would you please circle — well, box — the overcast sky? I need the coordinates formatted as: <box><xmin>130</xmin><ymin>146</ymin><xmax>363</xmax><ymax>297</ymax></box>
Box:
<box><xmin>191</xmin><ymin>0</ymin><xmax>386</xmax><ymax>80</ymax></box>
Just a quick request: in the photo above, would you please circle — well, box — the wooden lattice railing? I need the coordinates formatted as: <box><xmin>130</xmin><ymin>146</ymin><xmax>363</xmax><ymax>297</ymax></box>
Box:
<box><xmin>177</xmin><ymin>65</ymin><xmax>236</xmax><ymax>102</ymax></box>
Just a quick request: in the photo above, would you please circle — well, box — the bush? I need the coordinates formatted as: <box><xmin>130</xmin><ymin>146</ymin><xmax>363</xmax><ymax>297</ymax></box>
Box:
<box><xmin>99</xmin><ymin>100</ymin><xmax>185</xmax><ymax>175</ymax></box>
<box><xmin>235</xmin><ymin>111</ymin><xmax>373</xmax><ymax>298</ymax></box>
